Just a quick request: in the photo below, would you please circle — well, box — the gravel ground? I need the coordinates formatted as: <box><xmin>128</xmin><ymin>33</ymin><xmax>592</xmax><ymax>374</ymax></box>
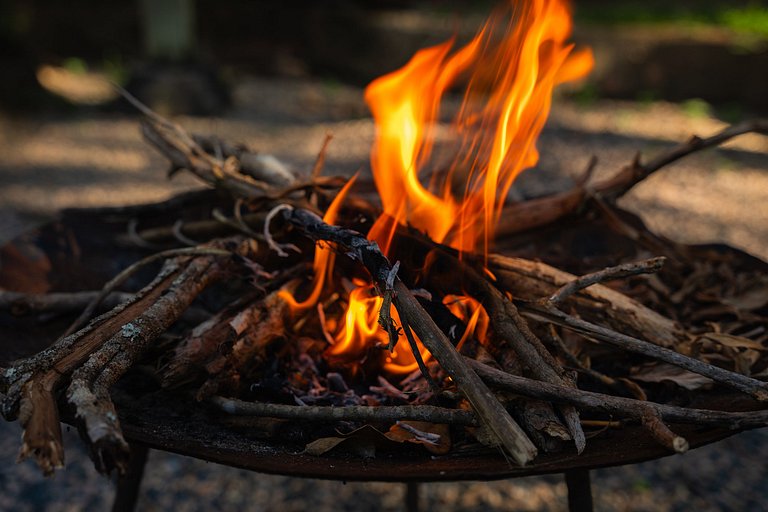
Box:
<box><xmin>1</xmin><ymin>77</ymin><xmax>767</xmax><ymax>511</ymax></box>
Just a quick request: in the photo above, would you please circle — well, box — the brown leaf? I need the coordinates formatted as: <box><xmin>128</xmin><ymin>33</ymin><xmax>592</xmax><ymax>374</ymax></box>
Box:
<box><xmin>722</xmin><ymin>278</ymin><xmax>768</xmax><ymax>311</ymax></box>
<box><xmin>616</xmin><ymin>378</ymin><xmax>648</xmax><ymax>401</ymax></box>
<box><xmin>631</xmin><ymin>363</ymin><xmax>714</xmax><ymax>391</ymax></box>
<box><xmin>304</xmin><ymin>436</ymin><xmax>346</xmax><ymax>456</ymax></box>
<box><xmin>699</xmin><ymin>332</ymin><xmax>766</xmax><ymax>351</ymax></box>
<box><xmin>303</xmin><ymin>425</ymin><xmax>398</xmax><ymax>458</ymax></box>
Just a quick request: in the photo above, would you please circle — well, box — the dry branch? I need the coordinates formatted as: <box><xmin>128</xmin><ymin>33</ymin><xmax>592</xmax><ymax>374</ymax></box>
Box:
<box><xmin>466</xmin><ymin>358</ymin><xmax>768</xmax><ymax>431</ymax></box>
<box><xmin>546</xmin><ymin>257</ymin><xmax>666</xmax><ymax>306</ymax></box>
<box><xmin>495</xmin><ymin>119</ymin><xmax>768</xmax><ymax>236</ymax></box>
<box><xmin>67</xmin><ymin>251</ymin><xmax>232</xmax><ymax>474</ymax></box>
<box><xmin>5</xmin><ymin>264</ymin><xmax>183</xmax><ymax>474</ymax></box>
<box><xmin>211</xmin><ymin>396</ymin><xmax>477</xmax><ymax>425</ymax></box>
<box><xmin>488</xmin><ymin>254</ymin><xmax>685</xmax><ymax>348</ymax></box>
<box><xmin>596</xmin><ymin>119</ymin><xmax>768</xmax><ymax>202</ymax></box>
<box><xmin>521</xmin><ymin>304</ymin><xmax>768</xmax><ymax>402</ymax></box>
<box><xmin>456</xmin><ymin>260</ymin><xmax>587</xmax><ymax>453</ymax></box>
<box><xmin>0</xmin><ymin>291</ymin><xmax>133</xmax><ymax>315</ymax></box>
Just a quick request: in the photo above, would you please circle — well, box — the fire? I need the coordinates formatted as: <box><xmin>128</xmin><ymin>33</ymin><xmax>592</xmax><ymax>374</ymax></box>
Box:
<box><xmin>282</xmin><ymin>0</ymin><xmax>592</xmax><ymax>375</ymax></box>
<box><xmin>365</xmin><ymin>0</ymin><xmax>593</xmax><ymax>254</ymax></box>
<box><xmin>325</xmin><ymin>285</ymin><xmax>431</xmax><ymax>374</ymax></box>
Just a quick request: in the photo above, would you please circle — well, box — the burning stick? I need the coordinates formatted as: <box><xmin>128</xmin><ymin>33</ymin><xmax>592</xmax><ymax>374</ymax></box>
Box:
<box><xmin>279</xmin><ymin>206</ymin><xmax>538</xmax><ymax>465</ymax></box>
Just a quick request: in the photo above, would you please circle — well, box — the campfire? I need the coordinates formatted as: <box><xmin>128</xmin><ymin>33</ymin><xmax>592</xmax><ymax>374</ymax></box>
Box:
<box><xmin>2</xmin><ymin>0</ymin><xmax>768</xmax><ymax>479</ymax></box>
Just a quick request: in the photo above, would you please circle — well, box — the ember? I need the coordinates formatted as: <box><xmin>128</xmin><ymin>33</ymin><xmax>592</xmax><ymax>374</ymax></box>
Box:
<box><xmin>1</xmin><ymin>0</ymin><xmax>768</xmax><ymax>494</ymax></box>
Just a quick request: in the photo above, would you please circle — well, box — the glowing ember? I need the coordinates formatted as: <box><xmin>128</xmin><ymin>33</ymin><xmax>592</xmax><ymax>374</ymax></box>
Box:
<box><xmin>282</xmin><ymin>0</ymin><xmax>592</xmax><ymax>374</ymax></box>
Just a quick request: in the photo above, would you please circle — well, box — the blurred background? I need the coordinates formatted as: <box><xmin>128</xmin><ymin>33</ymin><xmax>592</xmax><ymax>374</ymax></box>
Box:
<box><xmin>1</xmin><ymin>1</ymin><xmax>767</xmax><ymax>510</ymax></box>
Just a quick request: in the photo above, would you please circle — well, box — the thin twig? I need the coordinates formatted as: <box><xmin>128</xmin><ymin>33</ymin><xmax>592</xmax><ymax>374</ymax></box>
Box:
<box><xmin>311</xmin><ymin>133</ymin><xmax>334</xmax><ymax>180</ymax></box>
<box><xmin>522</xmin><ymin>303</ymin><xmax>768</xmax><ymax>402</ymax></box>
<box><xmin>63</xmin><ymin>247</ymin><xmax>232</xmax><ymax>338</ymax></box>
<box><xmin>211</xmin><ymin>396</ymin><xmax>477</xmax><ymax>425</ymax></box>
<box><xmin>264</xmin><ymin>204</ymin><xmax>302</xmax><ymax>257</ymax></box>
<box><xmin>466</xmin><ymin>358</ymin><xmax>768</xmax><ymax>430</ymax></box>
<box><xmin>546</xmin><ymin>257</ymin><xmax>666</xmax><ymax>306</ymax></box>
<box><xmin>598</xmin><ymin>119</ymin><xmax>768</xmax><ymax>201</ymax></box>
<box><xmin>0</xmin><ymin>291</ymin><xmax>133</xmax><ymax>315</ymax></box>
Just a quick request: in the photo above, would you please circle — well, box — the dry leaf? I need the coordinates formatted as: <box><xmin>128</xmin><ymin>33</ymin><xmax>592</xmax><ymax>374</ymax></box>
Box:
<box><xmin>722</xmin><ymin>279</ymin><xmax>768</xmax><ymax>311</ymax></box>
<box><xmin>631</xmin><ymin>363</ymin><xmax>714</xmax><ymax>391</ymax></box>
<box><xmin>616</xmin><ymin>378</ymin><xmax>648</xmax><ymax>401</ymax></box>
<box><xmin>699</xmin><ymin>333</ymin><xmax>766</xmax><ymax>351</ymax></box>
<box><xmin>303</xmin><ymin>425</ymin><xmax>397</xmax><ymax>458</ymax></box>
<box><xmin>304</xmin><ymin>436</ymin><xmax>347</xmax><ymax>456</ymax></box>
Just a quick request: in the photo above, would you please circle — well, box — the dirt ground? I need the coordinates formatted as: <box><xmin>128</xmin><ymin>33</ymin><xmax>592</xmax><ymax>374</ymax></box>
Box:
<box><xmin>0</xmin><ymin>77</ymin><xmax>767</xmax><ymax>511</ymax></box>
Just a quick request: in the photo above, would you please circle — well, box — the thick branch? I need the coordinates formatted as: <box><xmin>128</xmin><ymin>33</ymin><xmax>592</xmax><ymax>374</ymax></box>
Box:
<box><xmin>67</xmin><ymin>253</ymin><xmax>229</xmax><ymax>474</ymax></box>
<box><xmin>488</xmin><ymin>254</ymin><xmax>685</xmax><ymax>348</ymax></box>
<box><xmin>8</xmin><ymin>263</ymin><xmax>183</xmax><ymax>474</ymax></box>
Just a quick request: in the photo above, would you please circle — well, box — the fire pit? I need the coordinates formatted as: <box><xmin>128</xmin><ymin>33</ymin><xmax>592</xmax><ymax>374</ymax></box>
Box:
<box><xmin>2</xmin><ymin>1</ymin><xmax>768</xmax><ymax>511</ymax></box>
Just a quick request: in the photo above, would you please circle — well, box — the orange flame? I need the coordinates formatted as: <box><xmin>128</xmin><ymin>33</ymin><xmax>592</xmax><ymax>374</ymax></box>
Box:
<box><xmin>365</xmin><ymin>0</ymin><xmax>593</xmax><ymax>255</ymax></box>
<box><xmin>282</xmin><ymin>0</ymin><xmax>592</xmax><ymax>375</ymax></box>
<box><xmin>277</xmin><ymin>175</ymin><xmax>356</xmax><ymax>311</ymax></box>
<box><xmin>325</xmin><ymin>284</ymin><xmax>431</xmax><ymax>374</ymax></box>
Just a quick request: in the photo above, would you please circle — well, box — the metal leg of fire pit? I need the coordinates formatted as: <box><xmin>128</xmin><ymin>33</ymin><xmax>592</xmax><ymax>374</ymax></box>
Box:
<box><xmin>405</xmin><ymin>482</ymin><xmax>420</xmax><ymax>512</ymax></box>
<box><xmin>565</xmin><ymin>469</ymin><xmax>593</xmax><ymax>512</ymax></box>
<box><xmin>112</xmin><ymin>444</ymin><xmax>150</xmax><ymax>512</ymax></box>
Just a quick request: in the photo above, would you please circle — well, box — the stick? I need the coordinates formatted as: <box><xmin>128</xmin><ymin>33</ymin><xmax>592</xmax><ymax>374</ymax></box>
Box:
<box><xmin>457</xmin><ymin>261</ymin><xmax>587</xmax><ymax>453</ymax></box>
<box><xmin>281</xmin><ymin>206</ymin><xmax>538</xmax><ymax>465</ymax></box>
<box><xmin>494</xmin><ymin>119</ymin><xmax>768</xmax><ymax>236</ymax></box>
<box><xmin>521</xmin><ymin>303</ymin><xmax>768</xmax><ymax>402</ymax></box>
<box><xmin>67</xmin><ymin>253</ymin><xmax>228</xmax><ymax>474</ymax></box>
<box><xmin>63</xmin><ymin>247</ymin><xmax>231</xmax><ymax>337</ymax></box>
<box><xmin>211</xmin><ymin>396</ymin><xmax>477</xmax><ymax>425</ymax></box>
<box><xmin>466</xmin><ymin>358</ymin><xmax>768</xmax><ymax>431</ymax></box>
<box><xmin>546</xmin><ymin>257</ymin><xmax>666</xmax><ymax>306</ymax></box>
<box><xmin>10</xmin><ymin>264</ymin><xmax>183</xmax><ymax>474</ymax></box>
<box><xmin>122</xmin><ymin>212</ymin><xmax>268</xmax><ymax>247</ymax></box>
<box><xmin>1</xmin><ymin>262</ymin><xmax>183</xmax><ymax>419</ymax></box>
<box><xmin>597</xmin><ymin>119</ymin><xmax>768</xmax><ymax>202</ymax></box>
<box><xmin>488</xmin><ymin>254</ymin><xmax>685</xmax><ymax>348</ymax></box>
<box><xmin>0</xmin><ymin>291</ymin><xmax>133</xmax><ymax>315</ymax></box>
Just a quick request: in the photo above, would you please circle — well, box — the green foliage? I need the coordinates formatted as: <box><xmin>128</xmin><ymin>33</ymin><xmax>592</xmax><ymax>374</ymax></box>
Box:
<box><xmin>632</xmin><ymin>477</ymin><xmax>652</xmax><ymax>493</ymax></box>
<box><xmin>572</xmin><ymin>82</ymin><xmax>600</xmax><ymax>107</ymax></box>
<box><xmin>575</xmin><ymin>1</ymin><xmax>768</xmax><ymax>39</ymax></box>
<box><xmin>62</xmin><ymin>57</ymin><xmax>88</xmax><ymax>75</ymax></box>
<box><xmin>681</xmin><ymin>98</ymin><xmax>712</xmax><ymax>119</ymax></box>
<box><xmin>720</xmin><ymin>5</ymin><xmax>768</xmax><ymax>38</ymax></box>
<box><xmin>102</xmin><ymin>53</ymin><xmax>127</xmax><ymax>85</ymax></box>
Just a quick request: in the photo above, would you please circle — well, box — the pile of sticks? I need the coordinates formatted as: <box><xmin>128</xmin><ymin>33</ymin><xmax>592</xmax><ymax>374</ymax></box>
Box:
<box><xmin>1</xmin><ymin>103</ymin><xmax>767</xmax><ymax>476</ymax></box>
